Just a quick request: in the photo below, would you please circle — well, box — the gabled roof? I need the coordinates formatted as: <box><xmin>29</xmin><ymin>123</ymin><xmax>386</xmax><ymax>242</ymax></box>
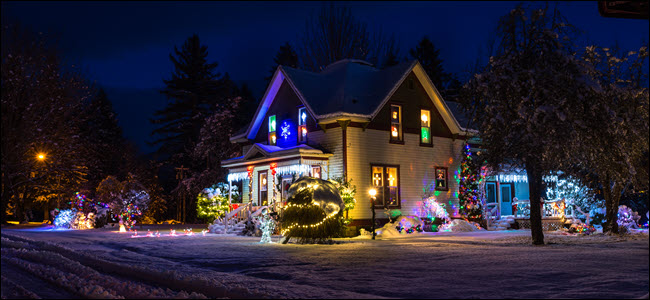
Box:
<box><xmin>232</xmin><ymin>59</ymin><xmax>474</xmax><ymax>142</ymax></box>
<box><xmin>281</xmin><ymin>60</ymin><xmax>415</xmax><ymax>117</ymax></box>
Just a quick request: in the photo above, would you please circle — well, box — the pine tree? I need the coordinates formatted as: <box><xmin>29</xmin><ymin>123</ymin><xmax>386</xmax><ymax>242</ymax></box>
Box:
<box><xmin>458</xmin><ymin>144</ymin><xmax>483</xmax><ymax>222</ymax></box>
<box><xmin>266</xmin><ymin>42</ymin><xmax>299</xmax><ymax>81</ymax></box>
<box><xmin>151</xmin><ymin>34</ymin><xmax>231</xmax><ymax>163</ymax></box>
<box><xmin>82</xmin><ymin>88</ymin><xmax>125</xmax><ymax>190</ymax></box>
<box><xmin>409</xmin><ymin>36</ymin><xmax>450</xmax><ymax>92</ymax></box>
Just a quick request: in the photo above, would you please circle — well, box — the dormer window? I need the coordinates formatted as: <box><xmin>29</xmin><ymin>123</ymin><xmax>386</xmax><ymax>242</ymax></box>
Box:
<box><xmin>298</xmin><ymin>107</ymin><xmax>307</xmax><ymax>143</ymax></box>
<box><xmin>268</xmin><ymin>115</ymin><xmax>277</xmax><ymax>145</ymax></box>
<box><xmin>390</xmin><ymin>105</ymin><xmax>402</xmax><ymax>143</ymax></box>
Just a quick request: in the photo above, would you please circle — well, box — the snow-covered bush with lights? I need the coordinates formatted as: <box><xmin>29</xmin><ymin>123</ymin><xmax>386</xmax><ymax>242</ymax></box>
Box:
<box><xmin>280</xmin><ymin>177</ymin><xmax>344</xmax><ymax>244</ymax></box>
<box><xmin>546</xmin><ymin>175</ymin><xmax>605</xmax><ymax>224</ymax></box>
<box><xmin>394</xmin><ymin>216</ymin><xmax>424</xmax><ymax>233</ymax></box>
<box><xmin>197</xmin><ymin>183</ymin><xmax>231</xmax><ymax>223</ymax></box>
<box><xmin>331</xmin><ymin>176</ymin><xmax>357</xmax><ymax>225</ymax></box>
<box><xmin>97</xmin><ymin>174</ymin><xmax>150</xmax><ymax>231</ymax></box>
<box><xmin>414</xmin><ymin>196</ymin><xmax>450</xmax><ymax>231</ymax></box>
<box><xmin>616</xmin><ymin>205</ymin><xmax>641</xmax><ymax>231</ymax></box>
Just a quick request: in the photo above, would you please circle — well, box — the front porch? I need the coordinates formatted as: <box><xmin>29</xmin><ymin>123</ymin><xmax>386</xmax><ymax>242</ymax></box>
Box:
<box><xmin>221</xmin><ymin>143</ymin><xmax>333</xmax><ymax>210</ymax></box>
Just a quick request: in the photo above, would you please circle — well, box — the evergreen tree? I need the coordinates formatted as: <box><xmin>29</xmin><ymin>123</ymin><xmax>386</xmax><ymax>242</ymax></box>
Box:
<box><xmin>232</xmin><ymin>83</ymin><xmax>258</xmax><ymax>132</ymax></box>
<box><xmin>409</xmin><ymin>36</ymin><xmax>450</xmax><ymax>92</ymax></box>
<box><xmin>458</xmin><ymin>144</ymin><xmax>483</xmax><ymax>222</ymax></box>
<box><xmin>82</xmin><ymin>88</ymin><xmax>126</xmax><ymax>191</ymax></box>
<box><xmin>266</xmin><ymin>42</ymin><xmax>299</xmax><ymax>81</ymax></box>
<box><xmin>150</xmin><ymin>34</ymin><xmax>232</xmax><ymax>164</ymax></box>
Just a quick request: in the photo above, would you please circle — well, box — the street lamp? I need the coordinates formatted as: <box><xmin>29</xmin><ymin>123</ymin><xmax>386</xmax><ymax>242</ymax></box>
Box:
<box><xmin>37</xmin><ymin>153</ymin><xmax>46</xmax><ymax>161</ymax></box>
<box><xmin>369</xmin><ymin>188</ymin><xmax>377</xmax><ymax>240</ymax></box>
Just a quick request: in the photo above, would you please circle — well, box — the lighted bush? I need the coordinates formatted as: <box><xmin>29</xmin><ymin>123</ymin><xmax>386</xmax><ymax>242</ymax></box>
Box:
<box><xmin>196</xmin><ymin>183</ymin><xmax>230</xmax><ymax>223</ymax></box>
<box><xmin>280</xmin><ymin>177</ymin><xmax>344</xmax><ymax>244</ymax></box>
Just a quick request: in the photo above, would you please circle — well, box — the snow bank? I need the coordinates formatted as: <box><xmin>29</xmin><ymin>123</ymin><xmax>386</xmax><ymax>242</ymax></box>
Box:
<box><xmin>440</xmin><ymin>219</ymin><xmax>481</xmax><ymax>232</ymax></box>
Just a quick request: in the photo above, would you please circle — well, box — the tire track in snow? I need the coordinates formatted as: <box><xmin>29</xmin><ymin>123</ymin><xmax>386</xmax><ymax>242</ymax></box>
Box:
<box><xmin>2</xmin><ymin>234</ymin><xmax>206</xmax><ymax>299</ymax></box>
<box><xmin>2</xmin><ymin>232</ymin><xmax>388</xmax><ymax>299</ymax></box>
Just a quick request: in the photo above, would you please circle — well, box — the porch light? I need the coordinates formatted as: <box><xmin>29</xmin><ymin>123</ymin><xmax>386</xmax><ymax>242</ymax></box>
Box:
<box><xmin>369</xmin><ymin>188</ymin><xmax>377</xmax><ymax>197</ymax></box>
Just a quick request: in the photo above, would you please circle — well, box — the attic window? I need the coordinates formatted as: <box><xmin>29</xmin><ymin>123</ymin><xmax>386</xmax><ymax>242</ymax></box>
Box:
<box><xmin>420</xmin><ymin>109</ymin><xmax>431</xmax><ymax>145</ymax></box>
<box><xmin>390</xmin><ymin>105</ymin><xmax>402</xmax><ymax>143</ymax></box>
<box><xmin>298</xmin><ymin>107</ymin><xmax>307</xmax><ymax>143</ymax></box>
<box><xmin>268</xmin><ymin>115</ymin><xmax>277</xmax><ymax>146</ymax></box>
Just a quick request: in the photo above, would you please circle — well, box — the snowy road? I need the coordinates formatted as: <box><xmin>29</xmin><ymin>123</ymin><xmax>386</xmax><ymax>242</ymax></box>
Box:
<box><xmin>1</xmin><ymin>227</ymin><xmax>648</xmax><ymax>299</ymax></box>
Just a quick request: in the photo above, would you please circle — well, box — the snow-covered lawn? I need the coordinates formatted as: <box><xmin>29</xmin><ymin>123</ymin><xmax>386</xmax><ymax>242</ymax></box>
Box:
<box><xmin>1</xmin><ymin>226</ymin><xmax>648</xmax><ymax>299</ymax></box>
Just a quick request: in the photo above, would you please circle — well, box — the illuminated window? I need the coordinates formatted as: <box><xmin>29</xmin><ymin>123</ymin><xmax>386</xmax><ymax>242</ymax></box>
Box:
<box><xmin>420</xmin><ymin>109</ymin><xmax>431</xmax><ymax>145</ymax></box>
<box><xmin>298</xmin><ymin>107</ymin><xmax>307</xmax><ymax>143</ymax></box>
<box><xmin>259</xmin><ymin>171</ymin><xmax>268</xmax><ymax>206</ymax></box>
<box><xmin>390</xmin><ymin>105</ymin><xmax>402</xmax><ymax>142</ymax></box>
<box><xmin>371</xmin><ymin>164</ymin><xmax>400</xmax><ymax>207</ymax></box>
<box><xmin>268</xmin><ymin>115</ymin><xmax>276</xmax><ymax>145</ymax></box>
<box><xmin>435</xmin><ymin>167</ymin><xmax>448</xmax><ymax>190</ymax></box>
<box><xmin>311</xmin><ymin>166</ymin><xmax>321</xmax><ymax>179</ymax></box>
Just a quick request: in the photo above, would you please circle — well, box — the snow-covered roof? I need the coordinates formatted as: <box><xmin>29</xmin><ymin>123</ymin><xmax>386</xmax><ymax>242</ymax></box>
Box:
<box><xmin>282</xmin><ymin>60</ymin><xmax>415</xmax><ymax>117</ymax></box>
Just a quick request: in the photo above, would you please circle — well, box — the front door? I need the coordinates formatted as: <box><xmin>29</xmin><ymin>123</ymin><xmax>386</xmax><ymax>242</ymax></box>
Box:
<box><xmin>500</xmin><ymin>185</ymin><xmax>512</xmax><ymax>215</ymax></box>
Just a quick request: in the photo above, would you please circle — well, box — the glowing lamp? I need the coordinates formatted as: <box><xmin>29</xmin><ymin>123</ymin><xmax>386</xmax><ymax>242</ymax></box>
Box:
<box><xmin>37</xmin><ymin>153</ymin><xmax>46</xmax><ymax>161</ymax></box>
<box><xmin>391</xmin><ymin>127</ymin><xmax>398</xmax><ymax>137</ymax></box>
<box><xmin>369</xmin><ymin>188</ymin><xmax>377</xmax><ymax>197</ymax></box>
<box><xmin>421</xmin><ymin>113</ymin><xmax>428</xmax><ymax>123</ymax></box>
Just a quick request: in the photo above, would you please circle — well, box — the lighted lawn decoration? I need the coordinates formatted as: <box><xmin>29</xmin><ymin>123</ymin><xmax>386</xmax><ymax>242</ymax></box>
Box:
<box><xmin>331</xmin><ymin>176</ymin><xmax>357</xmax><ymax>225</ymax></box>
<box><xmin>280</xmin><ymin>177</ymin><xmax>344</xmax><ymax>244</ymax></box>
<box><xmin>196</xmin><ymin>183</ymin><xmax>231</xmax><ymax>223</ymax></box>
<box><xmin>258</xmin><ymin>208</ymin><xmax>276</xmax><ymax>243</ymax></box>
<box><xmin>414</xmin><ymin>196</ymin><xmax>450</xmax><ymax>231</ymax></box>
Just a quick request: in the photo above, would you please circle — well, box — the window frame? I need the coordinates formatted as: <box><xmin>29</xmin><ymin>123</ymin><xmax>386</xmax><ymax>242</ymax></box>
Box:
<box><xmin>268</xmin><ymin>115</ymin><xmax>277</xmax><ymax>146</ymax></box>
<box><xmin>298</xmin><ymin>107</ymin><xmax>307</xmax><ymax>144</ymax></box>
<box><xmin>420</xmin><ymin>108</ymin><xmax>433</xmax><ymax>147</ymax></box>
<box><xmin>370</xmin><ymin>164</ymin><xmax>401</xmax><ymax>208</ymax></box>
<box><xmin>258</xmin><ymin>170</ymin><xmax>268</xmax><ymax>206</ymax></box>
<box><xmin>389</xmin><ymin>104</ymin><xmax>403</xmax><ymax>144</ymax></box>
<box><xmin>434</xmin><ymin>166</ymin><xmax>448</xmax><ymax>191</ymax></box>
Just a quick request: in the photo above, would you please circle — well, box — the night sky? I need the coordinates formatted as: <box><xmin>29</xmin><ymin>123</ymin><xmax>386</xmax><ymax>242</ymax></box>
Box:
<box><xmin>3</xmin><ymin>1</ymin><xmax>648</xmax><ymax>153</ymax></box>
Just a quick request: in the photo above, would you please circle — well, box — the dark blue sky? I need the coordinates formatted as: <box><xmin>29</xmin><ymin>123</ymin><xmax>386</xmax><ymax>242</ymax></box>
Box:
<box><xmin>3</xmin><ymin>1</ymin><xmax>648</xmax><ymax>153</ymax></box>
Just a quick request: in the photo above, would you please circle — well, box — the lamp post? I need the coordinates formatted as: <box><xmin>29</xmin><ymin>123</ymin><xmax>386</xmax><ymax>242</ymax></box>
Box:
<box><xmin>369</xmin><ymin>188</ymin><xmax>377</xmax><ymax>240</ymax></box>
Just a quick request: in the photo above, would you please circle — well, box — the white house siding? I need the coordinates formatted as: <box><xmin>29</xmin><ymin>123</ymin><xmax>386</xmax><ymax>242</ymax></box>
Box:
<box><xmin>346</xmin><ymin>127</ymin><xmax>465</xmax><ymax>220</ymax></box>
<box><xmin>308</xmin><ymin>128</ymin><xmax>344</xmax><ymax>179</ymax></box>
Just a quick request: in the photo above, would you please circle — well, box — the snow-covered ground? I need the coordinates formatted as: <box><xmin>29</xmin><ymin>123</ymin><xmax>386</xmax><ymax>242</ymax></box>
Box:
<box><xmin>1</xmin><ymin>225</ymin><xmax>648</xmax><ymax>299</ymax></box>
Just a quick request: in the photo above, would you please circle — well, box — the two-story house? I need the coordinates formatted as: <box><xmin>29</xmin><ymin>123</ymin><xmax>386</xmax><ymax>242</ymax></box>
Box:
<box><xmin>221</xmin><ymin>59</ymin><xmax>475</xmax><ymax>227</ymax></box>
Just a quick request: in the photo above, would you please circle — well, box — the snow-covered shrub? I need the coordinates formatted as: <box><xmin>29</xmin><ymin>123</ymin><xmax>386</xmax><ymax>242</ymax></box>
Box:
<box><xmin>617</xmin><ymin>205</ymin><xmax>640</xmax><ymax>229</ymax></box>
<box><xmin>53</xmin><ymin>209</ymin><xmax>95</xmax><ymax>229</ymax></box>
<box><xmin>97</xmin><ymin>174</ymin><xmax>150</xmax><ymax>230</ymax></box>
<box><xmin>394</xmin><ymin>216</ymin><xmax>424</xmax><ymax>234</ymax></box>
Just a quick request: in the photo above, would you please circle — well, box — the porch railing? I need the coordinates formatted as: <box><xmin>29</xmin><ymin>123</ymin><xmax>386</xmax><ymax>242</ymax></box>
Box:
<box><xmin>512</xmin><ymin>198</ymin><xmax>567</xmax><ymax>218</ymax></box>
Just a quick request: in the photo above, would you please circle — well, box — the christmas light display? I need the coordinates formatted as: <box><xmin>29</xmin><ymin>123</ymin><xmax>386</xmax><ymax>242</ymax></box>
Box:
<box><xmin>54</xmin><ymin>209</ymin><xmax>77</xmax><ymax>229</ymax></box>
<box><xmin>458</xmin><ymin>143</ymin><xmax>484</xmax><ymax>222</ymax></box>
<box><xmin>414</xmin><ymin>197</ymin><xmax>450</xmax><ymax>231</ymax></box>
<box><xmin>196</xmin><ymin>183</ymin><xmax>230</xmax><ymax>223</ymax></box>
<box><xmin>280</xmin><ymin>177</ymin><xmax>344</xmax><ymax>243</ymax></box>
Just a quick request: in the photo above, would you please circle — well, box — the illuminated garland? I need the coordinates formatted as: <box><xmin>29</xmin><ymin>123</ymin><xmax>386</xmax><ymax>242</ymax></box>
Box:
<box><xmin>280</xmin><ymin>211</ymin><xmax>339</xmax><ymax>235</ymax></box>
